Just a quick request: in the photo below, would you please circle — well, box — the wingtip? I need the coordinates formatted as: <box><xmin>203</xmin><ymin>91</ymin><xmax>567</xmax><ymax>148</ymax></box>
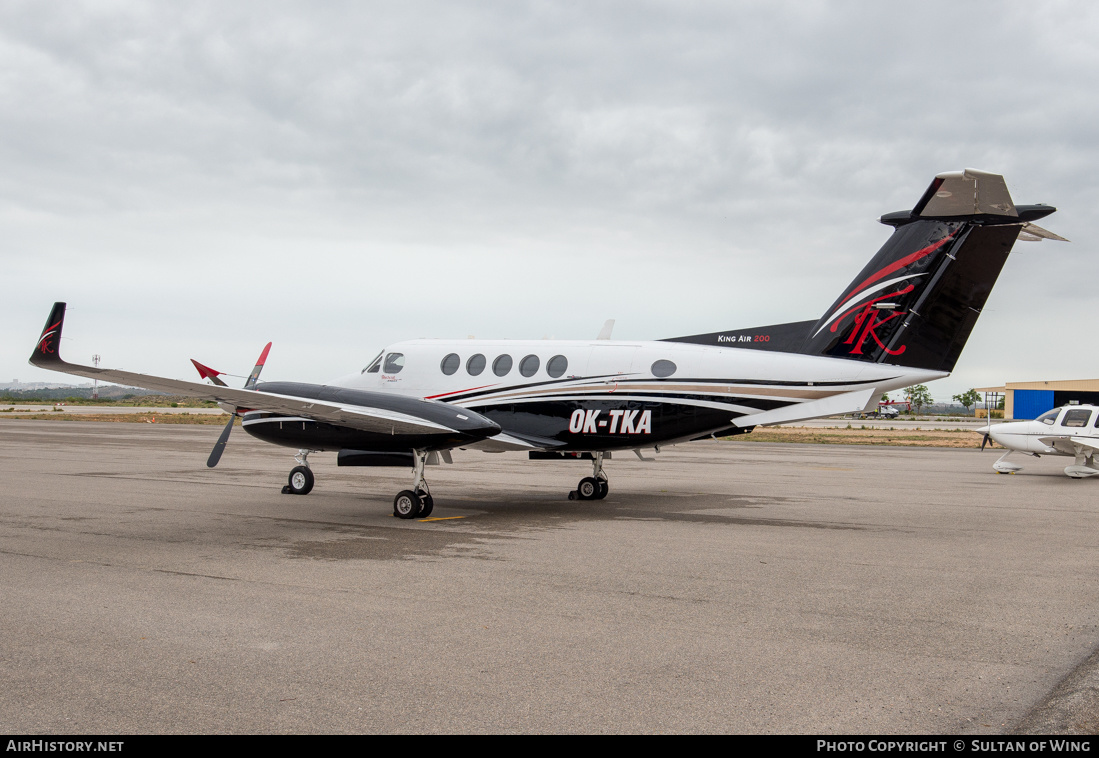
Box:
<box><xmin>30</xmin><ymin>302</ymin><xmax>68</xmax><ymax>367</ymax></box>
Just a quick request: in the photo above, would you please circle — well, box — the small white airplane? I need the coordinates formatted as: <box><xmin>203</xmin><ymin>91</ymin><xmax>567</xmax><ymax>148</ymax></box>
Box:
<box><xmin>31</xmin><ymin>169</ymin><xmax>1066</xmax><ymax>516</ymax></box>
<box><xmin>981</xmin><ymin>405</ymin><xmax>1099</xmax><ymax>478</ymax></box>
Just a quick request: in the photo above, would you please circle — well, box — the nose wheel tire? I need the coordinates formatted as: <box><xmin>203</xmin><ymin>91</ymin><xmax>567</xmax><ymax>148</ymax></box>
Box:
<box><xmin>393</xmin><ymin>490</ymin><xmax>422</xmax><ymax>519</ymax></box>
<box><xmin>416</xmin><ymin>489</ymin><xmax>434</xmax><ymax>518</ymax></box>
<box><xmin>283</xmin><ymin>465</ymin><xmax>314</xmax><ymax>495</ymax></box>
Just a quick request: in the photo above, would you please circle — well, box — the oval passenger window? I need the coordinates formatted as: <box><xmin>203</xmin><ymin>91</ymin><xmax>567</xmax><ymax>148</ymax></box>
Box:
<box><xmin>651</xmin><ymin>359</ymin><xmax>677</xmax><ymax>378</ymax></box>
<box><xmin>519</xmin><ymin>355</ymin><xmax>540</xmax><ymax>377</ymax></box>
<box><xmin>547</xmin><ymin>355</ymin><xmax>568</xmax><ymax>378</ymax></box>
<box><xmin>467</xmin><ymin>354</ymin><xmax>486</xmax><ymax>376</ymax></box>
<box><xmin>440</xmin><ymin>353</ymin><xmax>460</xmax><ymax>375</ymax></box>
<box><xmin>493</xmin><ymin>354</ymin><xmax>513</xmax><ymax>377</ymax></box>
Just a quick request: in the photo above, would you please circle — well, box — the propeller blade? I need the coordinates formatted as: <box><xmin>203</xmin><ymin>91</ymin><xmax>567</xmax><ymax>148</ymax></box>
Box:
<box><xmin>981</xmin><ymin>433</ymin><xmax>989</xmax><ymax>451</ymax></box>
<box><xmin>245</xmin><ymin>342</ymin><xmax>272</xmax><ymax>390</ymax></box>
<box><xmin>207</xmin><ymin>414</ymin><xmax>235</xmax><ymax>468</ymax></box>
<box><xmin>190</xmin><ymin>359</ymin><xmax>228</xmax><ymax>387</ymax></box>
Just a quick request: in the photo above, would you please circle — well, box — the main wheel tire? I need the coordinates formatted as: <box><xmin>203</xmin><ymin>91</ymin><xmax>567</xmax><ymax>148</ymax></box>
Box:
<box><xmin>417</xmin><ymin>490</ymin><xmax>435</xmax><ymax>518</ymax></box>
<box><xmin>287</xmin><ymin>466</ymin><xmax>314</xmax><ymax>495</ymax></box>
<box><xmin>393</xmin><ymin>490</ymin><xmax>422</xmax><ymax>519</ymax></box>
<box><xmin>595</xmin><ymin>480</ymin><xmax>609</xmax><ymax>500</ymax></box>
<box><xmin>577</xmin><ymin>477</ymin><xmax>599</xmax><ymax>500</ymax></box>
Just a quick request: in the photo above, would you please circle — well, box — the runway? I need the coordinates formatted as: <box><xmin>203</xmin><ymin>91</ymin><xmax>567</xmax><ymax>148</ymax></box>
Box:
<box><xmin>2</xmin><ymin>419</ymin><xmax>1097</xmax><ymax>734</ymax></box>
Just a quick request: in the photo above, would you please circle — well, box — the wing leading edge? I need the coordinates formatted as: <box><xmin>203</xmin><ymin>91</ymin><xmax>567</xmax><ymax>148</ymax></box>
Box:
<box><xmin>29</xmin><ymin>303</ymin><xmax>500</xmax><ymax>440</ymax></box>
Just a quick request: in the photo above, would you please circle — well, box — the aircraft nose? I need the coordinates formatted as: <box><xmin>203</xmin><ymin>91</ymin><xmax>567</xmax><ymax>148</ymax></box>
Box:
<box><xmin>988</xmin><ymin>421</ymin><xmax>1024</xmax><ymax>447</ymax></box>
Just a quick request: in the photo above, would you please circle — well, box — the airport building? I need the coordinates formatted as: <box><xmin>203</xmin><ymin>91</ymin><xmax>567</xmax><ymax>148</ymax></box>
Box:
<box><xmin>976</xmin><ymin>379</ymin><xmax>1099</xmax><ymax>420</ymax></box>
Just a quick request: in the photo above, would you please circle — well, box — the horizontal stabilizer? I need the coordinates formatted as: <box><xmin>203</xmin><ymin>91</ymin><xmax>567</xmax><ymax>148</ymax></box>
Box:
<box><xmin>1017</xmin><ymin>223</ymin><xmax>1069</xmax><ymax>242</ymax></box>
<box><xmin>733</xmin><ymin>388</ymin><xmax>877</xmax><ymax>428</ymax></box>
<box><xmin>913</xmin><ymin>168</ymin><xmax>1017</xmax><ymax>218</ymax></box>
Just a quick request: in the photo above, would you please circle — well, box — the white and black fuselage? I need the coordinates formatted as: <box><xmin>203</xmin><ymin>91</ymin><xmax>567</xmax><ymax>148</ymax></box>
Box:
<box><xmin>241</xmin><ymin>340</ymin><xmax>943</xmax><ymax>453</ymax></box>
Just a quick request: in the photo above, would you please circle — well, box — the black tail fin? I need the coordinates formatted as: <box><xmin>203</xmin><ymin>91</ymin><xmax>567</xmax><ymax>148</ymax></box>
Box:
<box><xmin>665</xmin><ymin>170</ymin><xmax>1063</xmax><ymax>373</ymax></box>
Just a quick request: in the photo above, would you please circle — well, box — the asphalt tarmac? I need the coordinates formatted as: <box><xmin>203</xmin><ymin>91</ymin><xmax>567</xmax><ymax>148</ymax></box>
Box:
<box><xmin>2</xmin><ymin>419</ymin><xmax>1097</xmax><ymax>734</ymax></box>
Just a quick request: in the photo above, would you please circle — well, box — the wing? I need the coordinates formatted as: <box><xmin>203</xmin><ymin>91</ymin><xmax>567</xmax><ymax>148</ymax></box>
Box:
<box><xmin>1038</xmin><ymin>436</ymin><xmax>1099</xmax><ymax>456</ymax></box>
<box><xmin>30</xmin><ymin>303</ymin><xmax>496</xmax><ymax>438</ymax></box>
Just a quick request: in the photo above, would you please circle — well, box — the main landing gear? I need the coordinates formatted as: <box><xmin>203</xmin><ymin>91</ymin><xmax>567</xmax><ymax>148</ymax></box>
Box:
<box><xmin>282</xmin><ymin>449</ymin><xmax>316</xmax><ymax>495</ymax></box>
<box><xmin>569</xmin><ymin>451</ymin><xmax>609</xmax><ymax>501</ymax></box>
<box><xmin>393</xmin><ymin>449</ymin><xmax>434</xmax><ymax>519</ymax></box>
<box><xmin>277</xmin><ymin>448</ymin><xmax>436</xmax><ymax>518</ymax></box>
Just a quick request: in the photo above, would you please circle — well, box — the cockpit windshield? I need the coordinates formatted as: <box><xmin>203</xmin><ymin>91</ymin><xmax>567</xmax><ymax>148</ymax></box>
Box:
<box><xmin>362</xmin><ymin>351</ymin><xmax>383</xmax><ymax>374</ymax></box>
<box><xmin>1037</xmin><ymin>409</ymin><xmax>1061</xmax><ymax>425</ymax></box>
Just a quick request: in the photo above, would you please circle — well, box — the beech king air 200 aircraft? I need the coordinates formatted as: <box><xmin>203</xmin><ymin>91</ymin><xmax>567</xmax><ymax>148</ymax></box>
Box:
<box><xmin>31</xmin><ymin>169</ymin><xmax>1065</xmax><ymax>518</ymax></box>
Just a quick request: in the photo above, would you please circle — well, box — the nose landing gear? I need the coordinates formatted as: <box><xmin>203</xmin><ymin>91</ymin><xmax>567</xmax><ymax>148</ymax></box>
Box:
<box><xmin>282</xmin><ymin>449</ymin><xmax>317</xmax><ymax>494</ymax></box>
<box><xmin>393</xmin><ymin>450</ymin><xmax>435</xmax><ymax>519</ymax></box>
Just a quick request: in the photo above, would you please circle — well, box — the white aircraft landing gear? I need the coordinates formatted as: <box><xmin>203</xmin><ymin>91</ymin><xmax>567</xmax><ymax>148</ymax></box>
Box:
<box><xmin>992</xmin><ymin>451</ymin><xmax>1025</xmax><ymax>474</ymax></box>
<box><xmin>282</xmin><ymin>449</ymin><xmax>316</xmax><ymax>494</ymax></box>
<box><xmin>394</xmin><ymin>449</ymin><xmax>434</xmax><ymax>519</ymax></box>
<box><xmin>1065</xmin><ymin>451</ymin><xmax>1099</xmax><ymax>479</ymax></box>
<box><xmin>569</xmin><ymin>452</ymin><xmax>609</xmax><ymax>501</ymax></box>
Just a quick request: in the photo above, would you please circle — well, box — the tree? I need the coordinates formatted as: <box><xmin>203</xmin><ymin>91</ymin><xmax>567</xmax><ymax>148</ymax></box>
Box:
<box><xmin>905</xmin><ymin>385</ymin><xmax>933</xmax><ymax>415</ymax></box>
<box><xmin>952</xmin><ymin>388</ymin><xmax>981</xmax><ymax>413</ymax></box>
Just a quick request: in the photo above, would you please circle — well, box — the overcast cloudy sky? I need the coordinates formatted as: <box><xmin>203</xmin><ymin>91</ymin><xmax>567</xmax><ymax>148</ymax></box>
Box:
<box><xmin>4</xmin><ymin>1</ymin><xmax>1097</xmax><ymax>400</ymax></box>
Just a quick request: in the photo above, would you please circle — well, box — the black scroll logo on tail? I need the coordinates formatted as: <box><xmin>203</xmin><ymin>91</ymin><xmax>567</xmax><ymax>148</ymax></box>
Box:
<box><xmin>665</xmin><ymin>169</ymin><xmax>1064</xmax><ymax>374</ymax></box>
<box><xmin>32</xmin><ymin>302</ymin><xmax>68</xmax><ymax>367</ymax></box>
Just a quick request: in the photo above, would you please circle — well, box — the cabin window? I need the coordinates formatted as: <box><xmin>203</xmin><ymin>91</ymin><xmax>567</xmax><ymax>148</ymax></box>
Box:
<box><xmin>1062</xmin><ymin>409</ymin><xmax>1092</xmax><ymax>428</ymax></box>
<box><xmin>383</xmin><ymin>353</ymin><xmax>405</xmax><ymax>374</ymax></box>
<box><xmin>651</xmin><ymin>359</ymin><xmax>677</xmax><ymax>378</ymax></box>
<box><xmin>547</xmin><ymin>355</ymin><xmax>568</xmax><ymax>378</ymax></box>
<box><xmin>467</xmin><ymin>354</ymin><xmax>486</xmax><ymax>376</ymax></box>
<box><xmin>493</xmin><ymin>354</ymin><xmax>513</xmax><ymax>377</ymax></box>
<box><xmin>440</xmin><ymin>353</ymin><xmax>460</xmax><ymax>376</ymax></box>
<box><xmin>519</xmin><ymin>354</ymin><xmax>540</xmax><ymax>377</ymax></box>
<box><xmin>362</xmin><ymin>351</ymin><xmax>383</xmax><ymax>374</ymax></box>
<box><xmin>1037</xmin><ymin>409</ymin><xmax>1060</xmax><ymax>425</ymax></box>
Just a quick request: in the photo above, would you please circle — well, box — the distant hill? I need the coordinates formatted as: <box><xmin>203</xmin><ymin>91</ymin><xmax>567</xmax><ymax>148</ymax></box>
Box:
<box><xmin>1</xmin><ymin>386</ymin><xmax>166</xmax><ymax>401</ymax></box>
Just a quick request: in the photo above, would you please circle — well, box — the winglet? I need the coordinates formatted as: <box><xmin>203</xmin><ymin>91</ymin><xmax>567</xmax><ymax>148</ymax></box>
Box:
<box><xmin>30</xmin><ymin>302</ymin><xmax>68</xmax><ymax>368</ymax></box>
<box><xmin>190</xmin><ymin>359</ymin><xmax>229</xmax><ymax>387</ymax></box>
<box><xmin>596</xmin><ymin>319</ymin><xmax>615</xmax><ymax>340</ymax></box>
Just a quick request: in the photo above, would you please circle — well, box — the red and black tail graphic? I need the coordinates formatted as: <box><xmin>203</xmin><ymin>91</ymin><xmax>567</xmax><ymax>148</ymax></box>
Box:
<box><xmin>31</xmin><ymin>302</ymin><xmax>67</xmax><ymax>367</ymax></box>
<box><xmin>665</xmin><ymin>170</ymin><xmax>1062</xmax><ymax>374</ymax></box>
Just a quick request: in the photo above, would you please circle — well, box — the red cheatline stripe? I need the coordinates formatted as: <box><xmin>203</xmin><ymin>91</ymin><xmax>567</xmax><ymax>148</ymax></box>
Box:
<box><xmin>424</xmin><ymin>384</ymin><xmax>494</xmax><ymax>400</ymax></box>
<box><xmin>837</xmin><ymin>232</ymin><xmax>956</xmax><ymax>309</ymax></box>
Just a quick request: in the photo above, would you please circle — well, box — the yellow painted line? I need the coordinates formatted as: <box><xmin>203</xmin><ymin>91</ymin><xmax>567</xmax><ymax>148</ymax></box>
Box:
<box><xmin>419</xmin><ymin>516</ymin><xmax>466</xmax><ymax>522</ymax></box>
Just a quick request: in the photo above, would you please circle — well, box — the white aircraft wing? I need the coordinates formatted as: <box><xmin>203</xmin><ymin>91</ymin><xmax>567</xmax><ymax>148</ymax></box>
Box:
<box><xmin>1038</xmin><ymin>436</ymin><xmax>1099</xmax><ymax>456</ymax></box>
<box><xmin>732</xmin><ymin>388</ymin><xmax>878</xmax><ymax>428</ymax></box>
<box><xmin>30</xmin><ymin>303</ymin><xmax>465</xmax><ymax>436</ymax></box>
